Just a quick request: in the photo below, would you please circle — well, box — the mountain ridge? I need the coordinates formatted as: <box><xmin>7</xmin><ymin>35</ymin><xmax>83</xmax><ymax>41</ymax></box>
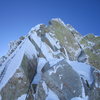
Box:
<box><xmin>0</xmin><ymin>18</ymin><xmax>100</xmax><ymax>100</ymax></box>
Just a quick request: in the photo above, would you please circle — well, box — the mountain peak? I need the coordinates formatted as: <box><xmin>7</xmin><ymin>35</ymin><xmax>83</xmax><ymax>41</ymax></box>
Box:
<box><xmin>0</xmin><ymin>19</ymin><xmax>100</xmax><ymax>100</ymax></box>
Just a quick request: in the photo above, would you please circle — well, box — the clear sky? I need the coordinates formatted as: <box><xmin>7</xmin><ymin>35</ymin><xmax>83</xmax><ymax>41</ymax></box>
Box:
<box><xmin>0</xmin><ymin>0</ymin><xmax>100</xmax><ymax>57</ymax></box>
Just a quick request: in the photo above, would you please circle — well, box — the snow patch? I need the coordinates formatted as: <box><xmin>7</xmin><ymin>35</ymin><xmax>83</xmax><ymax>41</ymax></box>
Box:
<box><xmin>59</xmin><ymin>74</ymin><xmax>63</xmax><ymax>79</ymax></box>
<box><xmin>32</xmin><ymin>58</ymin><xmax>47</xmax><ymax>84</ymax></box>
<box><xmin>0</xmin><ymin>38</ymin><xmax>37</xmax><ymax>90</ymax></box>
<box><xmin>49</xmin><ymin>64</ymin><xmax>62</xmax><ymax>75</ymax></box>
<box><xmin>42</xmin><ymin>81</ymin><xmax>48</xmax><ymax>94</ymax></box>
<box><xmin>15</xmin><ymin>72</ymin><xmax>24</xmax><ymax>78</ymax></box>
<box><xmin>67</xmin><ymin>60</ymin><xmax>93</xmax><ymax>85</ymax></box>
<box><xmin>61</xmin><ymin>83</ymin><xmax>63</xmax><ymax>90</ymax></box>
<box><xmin>95</xmin><ymin>82</ymin><xmax>100</xmax><ymax>88</ymax></box>
<box><xmin>46</xmin><ymin>88</ymin><xmax>59</xmax><ymax>100</ymax></box>
<box><xmin>49</xmin><ymin>58</ymin><xmax>63</xmax><ymax>67</ymax></box>
<box><xmin>28</xmin><ymin>24</ymin><xmax>42</xmax><ymax>36</ymax></box>
<box><xmin>45</xmin><ymin>33</ymin><xmax>61</xmax><ymax>49</ymax></box>
<box><xmin>71</xmin><ymin>96</ymin><xmax>88</xmax><ymax>100</ymax></box>
<box><xmin>17</xmin><ymin>94</ymin><xmax>27</xmax><ymax>100</ymax></box>
<box><xmin>66</xmin><ymin>24</ymin><xmax>79</xmax><ymax>34</ymax></box>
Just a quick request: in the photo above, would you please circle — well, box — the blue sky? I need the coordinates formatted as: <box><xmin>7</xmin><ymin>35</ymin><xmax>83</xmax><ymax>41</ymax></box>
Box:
<box><xmin>0</xmin><ymin>0</ymin><xmax>100</xmax><ymax>57</ymax></box>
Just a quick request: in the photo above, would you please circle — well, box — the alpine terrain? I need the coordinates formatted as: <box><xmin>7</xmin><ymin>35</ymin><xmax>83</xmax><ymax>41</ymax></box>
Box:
<box><xmin>0</xmin><ymin>18</ymin><xmax>100</xmax><ymax>100</ymax></box>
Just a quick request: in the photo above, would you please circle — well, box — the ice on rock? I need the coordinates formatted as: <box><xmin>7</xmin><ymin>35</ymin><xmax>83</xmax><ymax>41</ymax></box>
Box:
<box><xmin>49</xmin><ymin>64</ymin><xmax>62</xmax><ymax>75</ymax></box>
<box><xmin>46</xmin><ymin>88</ymin><xmax>59</xmax><ymax>100</ymax></box>
<box><xmin>32</xmin><ymin>58</ymin><xmax>47</xmax><ymax>84</ymax></box>
<box><xmin>42</xmin><ymin>81</ymin><xmax>48</xmax><ymax>94</ymax></box>
<box><xmin>17</xmin><ymin>94</ymin><xmax>27</xmax><ymax>100</ymax></box>
<box><xmin>71</xmin><ymin>96</ymin><xmax>88</xmax><ymax>100</ymax></box>
<box><xmin>67</xmin><ymin>60</ymin><xmax>93</xmax><ymax>85</ymax></box>
<box><xmin>0</xmin><ymin>38</ymin><xmax>37</xmax><ymax>90</ymax></box>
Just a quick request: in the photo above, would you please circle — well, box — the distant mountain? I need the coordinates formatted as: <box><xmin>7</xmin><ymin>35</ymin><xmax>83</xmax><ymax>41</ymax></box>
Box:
<box><xmin>0</xmin><ymin>18</ymin><xmax>100</xmax><ymax>100</ymax></box>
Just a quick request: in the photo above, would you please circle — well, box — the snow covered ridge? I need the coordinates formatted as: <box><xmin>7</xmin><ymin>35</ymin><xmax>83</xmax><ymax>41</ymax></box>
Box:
<box><xmin>0</xmin><ymin>18</ymin><xmax>100</xmax><ymax>100</ymax></box>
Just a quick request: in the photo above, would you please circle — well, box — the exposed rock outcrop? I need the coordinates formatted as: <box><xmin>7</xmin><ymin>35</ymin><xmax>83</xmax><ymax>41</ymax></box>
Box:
<box><xmin>35</xmin><ymin>59</ymin><xmax>82</xmax><ymax>100</ymax></box>
<box><xmin>0</xmin><ymin>18</ymin><xmax>100</xmax><ymax>100</ymax></box>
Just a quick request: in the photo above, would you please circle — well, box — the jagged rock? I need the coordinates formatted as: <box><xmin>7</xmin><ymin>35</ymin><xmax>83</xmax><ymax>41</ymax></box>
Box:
<box><xmin>88</xmin><ymin>70</ymin><xmax>100</xmax><ymax>100</ymax></box>
<box><xmin>0</xmin><ymin>54</ymin><xmax>37</xmax><ymax>100</ymax></box>
<box><xmin>0</xmin><ymin>38</ymin><xmax>38</xmax><ymax>100</ymax></box>
<box><xmin>0</xmin><ymin>56</ymin><xmax>7</xmax><ymax>66</ymax></box>
<box><xmin>77</xmin><ymin>50</ymin><xmax>87</xmax><ymax>62</ymax></box>
<box><xmin>0</xmin><ymin>18</ymin><xmax>100</xmax><ymax>100</ymax></box>
<box><xmin>35</xmin><ymin>59</ymin><xmax>82</xmax><ymax>100</ymax></box>
<box><xmin>81</xmin><ymin>69</ymin><xmax>100</xmax><ymax>100</ymax></box>
<box><xmin>79</xmin><ymin>34</ymin><xmax>100</xmax><ymax>69</ymax></box>
<box><xmin>47</xmin><ymin>18</ymin><xmax>83</xmax><ymax>61</ymax></box>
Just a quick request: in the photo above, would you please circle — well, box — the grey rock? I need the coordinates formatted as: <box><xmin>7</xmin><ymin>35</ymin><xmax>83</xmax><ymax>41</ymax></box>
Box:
<box><xmin>35</xmin><ymin>59</ymin><xmax>82</xmax><ymax>100</ymax></box>
<box><xmin>0</xmin><ymin>54</ymin><xmax>37</xmax><ymax>100</ymax></box>
<box><xmin>89</xmin><ymin>70</ymin><xmax>100</xmax><ymax>100</ymax></box>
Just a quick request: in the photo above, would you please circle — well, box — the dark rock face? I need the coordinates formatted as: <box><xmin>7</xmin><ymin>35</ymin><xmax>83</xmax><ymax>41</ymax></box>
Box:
<box><xmin>35</xmin><ymin>59</ymin><xmax>82</xmax><ymax>100</ymax></box>
<box><xmin>0</xmin><ymin>54</ymin><xmax>37</xmax><ymax>100</ymax></box>
<box><xmin>81</xmin><ymin>69</ymin><xmax>100</xmax><ymax>100</ymax></box>
<box><xmin>0</xmin><ymin>68</ymin><xmax>29</xmax><ymax>100</ymax></box>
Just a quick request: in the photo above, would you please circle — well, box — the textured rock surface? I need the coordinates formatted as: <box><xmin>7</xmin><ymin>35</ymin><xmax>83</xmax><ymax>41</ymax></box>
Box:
<box><xmin>35</xmin><ymin>59</ymin><xmax>82</xmax><ymax>100</ymax></box>
<box><xmin>0</xmin><ymin>18</ymin><xmax>100</xmax><ymax>100</ymax></box>
<box><xmin>88</xmin><ymin>70</ymin><xmax>100</xmax><ymax>100</ymax></box>
<box><xmin>79</xmin><ymin>34</ymin><xmax>100</xmax><ymax>69</ymax></box>
<box><xmin>0</xmin><ymin>54</ymin><xmax>37</xmax><ymax>100</ymax></box>
<box><xmin>47</xmin><ymin>19</ymin><xmax>82</xmax><ymax>61</ymax></box>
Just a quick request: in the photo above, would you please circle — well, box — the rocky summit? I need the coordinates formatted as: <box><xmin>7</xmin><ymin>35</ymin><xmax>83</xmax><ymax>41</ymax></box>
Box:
<box><xmin>0</xmin><ymin>18</ymin><xmax>100</xmax><ymax>100</ymax></box>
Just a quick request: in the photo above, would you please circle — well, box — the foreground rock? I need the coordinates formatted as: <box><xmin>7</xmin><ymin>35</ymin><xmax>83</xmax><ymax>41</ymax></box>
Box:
<box><xmin>35</xmin><ymin>59</ymin><xmax>82</xmax><ymax>100</ymax></box>
<box><xmin>0</xmin><ymin>18</ymin><xmax>100</xmax><ymax>100</ymax></box>
<box><xmin>0</xmin><ymin>38</ymin><xmax>37</xmax><ymax>100</ymax></box>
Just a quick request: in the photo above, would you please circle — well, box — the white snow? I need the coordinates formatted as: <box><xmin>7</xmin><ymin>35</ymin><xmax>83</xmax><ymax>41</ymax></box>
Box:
<box><xmin>67</xmin><ymin>60</ymin><xmax>93</xmax><ymax>85</ymax></box>
<box><xmin>42</xmin><ymin>81</ymin><xmax>48</xmax><ymax>94</ymax></box>
<box><xmin>75</xmin><ymin>48</ymin><xmax>82</xmax><ymax>57</ymax></box>
<box><xmin>37</xmin><ymin>58</ymin><xmax>47</xmax><ymax>73</ymax></box>
<box><xmin>30</xmin><ymin>32</ymin><xmax>54</xmax><ymax>61</ymax></box>
<box><xmin>30</xmin><ymin>32</ymin><xmax>42</xmax><ymax>47</ymax></box>
<box><xmin>71</xmin><ymin>96</ymin><xmax>88</xmax><ymax>100</ymax></box>
<box><xmin>41</xmin><ymin>42</ymin><xmax>54</xmax><ymax>61</ymax></box>
<box><xmin>24</xmin><ymin>38</ymin><xmax>38</xmax><ymax>58</ymax></box>
<box><xmin>17</xmin><ymin>94</ymin><xmax>27</xmax><ymax>100</ymax></box>
<box><xmin>49</xmin><ymin>64</ymin><xmax>62</xmax><ymax>75</ymax></box>
<box><xmin>66</xmin><ymin>24</ymin><xmax>79</xmax><ymax>33</ymax></box>
<box><xmin>95</xmin><ymin>82</ymin><xmax>100</xmax><ymax>88</ymax></box>
<box><xmin>68</xmin><ymin>47</ymin><xmax>81</xmax><ymax>57</ymax></box>
<box><xmin>0</xmin><ymin>38</ymin><xmax>37</xmax><ymax>90</ymax></box>
<box><xmin>60</xmin><ymin>83</ymin><xmax>63</xmax><ymax>90</ymax></box>
<box><xmin>49</xmin><ymin>58</ymin><xmax>63</xmax><ymax>67</ymax></box>
<box><xmin>28</xmin><ymin>24</ymin><xmax>42</xmax><ymax>36</ymax></box>
<box><xmin>14</xmin><ymin>71</ymin><xmax>24</xmax><ymax>78</ymax></box>
<box><xmin>88</xmin><ymin>41</ymin><xmax>95</xmax><ymax>46</ymax></box>
<box><xmin>59</xmin><ymin>74</ymin><xmax>63</xmax><ymax>79</ymax></box>
<box><xmin>45</xmin><ymin>33</ymin><xmax>61</xmax><ymax>49</ymax></box>
<box><xmin>30</xmin><ymin>31</ymin><xmax>64</xmax><ymax>64</ymax></box>
<box><xmin>82</xmin><ymin>83</ymin><xmax>85</xmax><ymax>98</ymax></box>
<box><xmin>32</xmin><ymin>58</ymin><xmax>47</xmax><ymax>84</ymax></box>
<box><xmin>42</xmin><ymin>81</ymin><xmax>59</xmax><ymax>100</ymax></box>
<box><xmin>46</xmin><ymin>88</ymin><xmax>59</xmax><ymax>100</ymax></box>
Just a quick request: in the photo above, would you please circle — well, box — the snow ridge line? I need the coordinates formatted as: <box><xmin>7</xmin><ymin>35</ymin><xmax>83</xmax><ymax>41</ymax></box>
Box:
<box><xmin>0</xmin><ymin>60</ymin><xmax>10</xmax><ymax>83</ymax></box>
